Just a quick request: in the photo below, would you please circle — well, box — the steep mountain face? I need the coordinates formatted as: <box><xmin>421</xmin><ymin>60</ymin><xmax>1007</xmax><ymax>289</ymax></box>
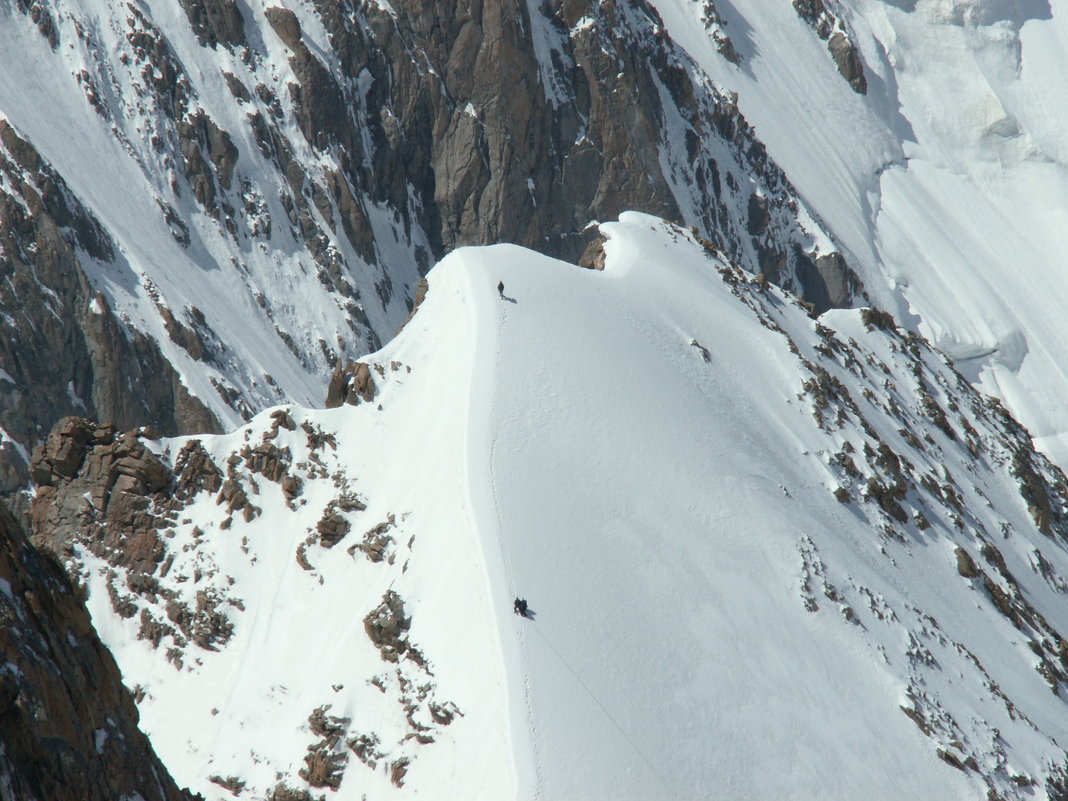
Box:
<box><xmin>0</xmin><ymin>501</ymin><xmax>196</xmax><ymax>801</ymax></box>
<box><xmin>0</xmin><ymin>0</ymin><xmax>854</xmax><ymax>486</ymax></box>
<box><xmin>30</xmin><ymin>215</ymin><xmax>1068</xmax><ymax>799</ymax></box>
<box><xmin>648</xmin><ymin>0</ymin><xmax>1068</xmax><ymax>468</ymax></box>
<box><xmin>0</xmin><ymin>119</ymin><xmax>220</xmax><ymax>492</ymax></box>
<box><xmin>15</xmin><ymin>1</ymin><xmax>1068</xmax><ymax>798</ymax></box>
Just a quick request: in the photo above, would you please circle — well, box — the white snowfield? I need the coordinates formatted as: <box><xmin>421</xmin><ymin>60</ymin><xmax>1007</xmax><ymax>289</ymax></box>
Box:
<box><xmin>651</xmin><ymin>0</ymin><xmax>1068</xmax><ymax>468</ymax></box>
<box><xmin>81</xmin><ymin>215</ymin><xmax>1068</xmax><ymax>800</ymax></box>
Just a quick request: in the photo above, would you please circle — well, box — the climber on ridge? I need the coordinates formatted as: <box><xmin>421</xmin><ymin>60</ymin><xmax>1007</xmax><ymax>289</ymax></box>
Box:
<box><xmin>513</xmin><ymin>597</ymin><xmax>528</xmax><ymax>617</ymax></box>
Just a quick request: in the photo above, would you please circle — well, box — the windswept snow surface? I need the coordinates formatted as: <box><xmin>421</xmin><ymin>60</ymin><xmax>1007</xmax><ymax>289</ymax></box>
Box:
<box><xmin>81</xmin><ymin>214</ymin><xmax>1068</xmax><ymax>799</ymax></box>
<box><xmin>649</xmin><ymin>0</ymin><xmax>1068</xmax><ymax>469</ymax></box>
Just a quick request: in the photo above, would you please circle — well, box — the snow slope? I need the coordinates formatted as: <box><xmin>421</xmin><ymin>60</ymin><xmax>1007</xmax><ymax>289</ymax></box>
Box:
<box><xmin>649</xmin><ymin>0</ymin><xmax>1068</xmax><ymax>469</ymax></box>
<box><xmin>65</xmin><ymin>213</ymin><xmax>1068</xmax><ymax>799</ymax></box>
<box><xmin>0</xmin><ymin>0</ymin><xmax>426</xmax><ymax>428</ymax></box>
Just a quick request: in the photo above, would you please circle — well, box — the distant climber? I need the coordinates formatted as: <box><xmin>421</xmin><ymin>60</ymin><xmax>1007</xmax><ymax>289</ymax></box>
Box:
<box><xmin>513</xmin><ymin>597</ymin><xmax>528</xmax><ymax>617</ymax></box>
<box><xmin>498</xmin><ymin>280</ymin><xmax>505</xmax><ymax>298</ymax></box>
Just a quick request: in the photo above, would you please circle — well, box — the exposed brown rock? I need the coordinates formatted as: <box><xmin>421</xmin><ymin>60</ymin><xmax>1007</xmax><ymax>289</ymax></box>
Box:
<box><xmin>317</xmin><ymin>510</ymin><xmax>350</xmax><ymax>548</ymax></box>
<box><xmin>223</xmin><ymin>71</ymin><xmax>251</xmax><ymax>102</ymax></box>
<box><xmin>325</xmin><ymin>361</ymin><xmax>377</xmax><ymax>408</ymax></box>
<box><xmin>217</xmin><ymin>478</ymin><xmax>253</xmax><ymax>517</ymax></box>
<box><xmin>172</xmin><ymin>440</ymin><xmax>224</xmax><ymax>501</ymax></box>
<box><xmin>792</xmin><ymin>0</ymin><xmax>867</xmax><ymax>94</ymax></box>
<box><xmin>364</xmin><ymin>590</ymin><xmax>421</xmax><ymax>664</ymax></box>
<box><xmin>955</xmin><ymin>547</ymin><xmax>980</xmax><ymax>578</ymax></box>
<box><xmin>264</xmin><ymin>6</ymin><xmax>302</xmax><ymax>51</ymax></box>
<box><xmin>208</xmin><ymin>775</ymin><xmax>246</xmax><ymax>795</ymax></box>
<box><xmin>398</xmin><ymin>277</ymin><xmax>431</xmax><ymax>333</ymax></box>
<box><xmin>281</xmin><ymin>473</ymin><xmax>303</xmax><ymax>500</ymax></box>
<box><xmin>0</xmin><ymin>502</ymin><xmax>196</xmax><ymax>801</ymax></box>
<box><xmin>347</xmin><ymin>732</ymin><xmax>383</xmax><ymax>768</ymax></box>
<box><xmin>158</xmin><ymin>305</ymin><xmax>208</xmax><ymax>362</ymax></box>
<box><xmin>299</xmin><ymin>708</ymin><xmax>350</xmax><ymax>791</ymax></box>
<box><xmin>270</xmin><ymin>407</ymin><xmax>297</xmax><ymax>433</ymax></box>
<box><xmin>300</xmin><ymin>745</ymin><xmax>346</xmax><ymax>789</ymax></box>
<box><xmin>27</xmin><ymin>418</ymin><xmax>243</xmax><ymax>659</ymax></box>
<box><xmin>861</xmin><ymin>308</ymin><xmax>897</xmax><ymax>332</ymax></box>
<box><xmin>350</xmin><ymin>514</ymin><xmax>395</xmax><ymax>563</ymax></box>
<box><xmin>828</xmin><ymin>32</ymin><xmax>867</xmax><ymax>94</ymax></box>
<box><xmin>242</xmin><ymin>441</ymin><xmax>292</xmax><ymax>483</ymax></box>
<box><xmin>390</xmin><ymin>757</ymin><xmax>411</xmax><ymax>788</ymax></box>
<box><xmin>178</xmin><ymin>0</ymin><xmax>246</xmax><ymax>49</ymax></box>
<box><xmin>269</xmin><ymin>785</ymin><xmax>324</xmax><ymax>801</ymax></box>
<box><xmin>1013</xmin><ymin>448</ymin><xmax>1057</xmax><ymax>538</ymax></box>
<box><xmin>578</xmin><ymin>236</ymin><xmax>607</xmax><ymax>270</ymax></box>
<box><xmin>30</xmin><ymin>418</ymin><xmax>171</xmax><ymax>574</ymax></box>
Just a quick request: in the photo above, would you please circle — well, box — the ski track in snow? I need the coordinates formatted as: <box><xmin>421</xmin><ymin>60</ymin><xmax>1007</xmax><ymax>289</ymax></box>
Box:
<box><xmin>474</xmin><ymin>263</ymin><xmax>675</xmax><ymax>800</ymax></box>
<box><xmin>462</xmin><ymin>263</ymin><xmax>539</xmax><ymax>801</ymax></box>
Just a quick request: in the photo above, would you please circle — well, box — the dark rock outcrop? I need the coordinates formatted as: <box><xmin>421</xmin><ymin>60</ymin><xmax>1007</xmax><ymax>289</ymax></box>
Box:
<box><xmin>29</xmin><ymin>418</ymin><xmax>241</xmax><ymax>658</ymax></box>
<box><xmin>0</xmin><ymin>120</ymin><xmax>219</xmax><ymax>500</ymax></box>
<box><xmin>828</xmin><ymin>31</ymin><xmax>867</xmax><ymax>94</ymax></box>
<box><xmin>0</xmin><ymin>502</ymin><xmax>195</xmax><ymax>801</ymax></box>
<box><xmin>325</xmin><ymin>361</ymin><xmax>377</xmax><ymax>408</ymax></box>
<box><xmin>30</xmin><ymin>418</ymin><xmax>172</xmax><ymax>574</ymax></box>
<box><xmin>316</xmin><ymin>510</ymin><xmax>350</xmax><ymax>548</ymax></box>
<box><xmin>364</xmin><ymin>590</ymin><xmax>422</xmax><ymax>665</ymax></box>
<box><xmin>177</xmin><ymin>0</ymin><xmax>246</xmax><ymax>50</ymax></box>
<box><xmin>792</xmin><ymin>0</ymin><xmax>867</xmax><ymax>93</ymax></box>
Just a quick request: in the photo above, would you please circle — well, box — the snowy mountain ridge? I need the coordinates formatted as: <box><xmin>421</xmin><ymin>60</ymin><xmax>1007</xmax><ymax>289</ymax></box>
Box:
<box><xmin>30</xmin><ymin>213</ymin><xmax>1068</xmax><ymax>800</ymax></box>
<box><xmin>0</xmin><ymin>0</ymin><xmax>855</xmax><ymax>485</ymax></box>
<box><xmin>14</xmin><ymin>1</ymin><xmax>1068</xmax><ymax>798</ymax></box>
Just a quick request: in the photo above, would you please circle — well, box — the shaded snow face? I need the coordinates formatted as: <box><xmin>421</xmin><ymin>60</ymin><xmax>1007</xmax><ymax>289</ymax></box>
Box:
<box><xmin>647</xmin><ymin>0</ymin><xmax>1068</xmax><ymax>469</ymax></box>
<box><xmin>63</xmin><ymin>213</ymin><xmax>1068</xmax><ymax>800</ymax></box>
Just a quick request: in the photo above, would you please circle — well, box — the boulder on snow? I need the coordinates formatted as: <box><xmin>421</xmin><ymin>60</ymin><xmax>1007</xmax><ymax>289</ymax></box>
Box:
<box><xmin>325</xmin><ymin>361</ymin><xmax>377</xmax><ymax>408</ymax></box>
<box><xmin>316</xmin><ymin>510</ymin><xmax>350</xmax><ymax>548</ymax></box>
<box><xmin>264</xmin><ymin>6</ymin><xmax>302</xmax><ymax>51</ymax></box>
<box><xmin>955</xmin><ymin>547</ymin><xmax>980</xmax><ymax>578</ymax></box>
<box><xmin>364</xmin><ymin>590</ymin><xmax>423</xmax><ymax>666</ymax></box>
<box><xmin>578</xmin><ymin>236</ymin><xmax>607</xmax><ymax>270</ymax></box>
<box><xmin>828</xmin><ymin>32</ymin><xmax>867</xmax><ymax>94</ymax></box>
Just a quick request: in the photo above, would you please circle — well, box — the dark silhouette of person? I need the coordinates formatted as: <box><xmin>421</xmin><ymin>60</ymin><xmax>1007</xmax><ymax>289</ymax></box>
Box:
<box><xmin>498</xmin><ymin>280</ymin><xmax>505</xmax><ymax>298</ymax></box>
<box><xmin>513</xmin><ymin>597</ymin><xmax>528</xmax><ymax>617</ymax></box>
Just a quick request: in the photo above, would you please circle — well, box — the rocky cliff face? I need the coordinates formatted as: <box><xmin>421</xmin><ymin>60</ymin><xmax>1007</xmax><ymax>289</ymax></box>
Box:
<box><xmin>0</xmin><ymin>119</ymin><xmax>220</xmax><ymax>496</ymax></box>
<box><xmin>0</xmin><ymin>500</ymin><xmax>197</xmax><ymax>801</ymax></box>
<box><xmin>0</xmin><ymin>0</ymin><xmax>859</xmax><ymax>487</ymax></box>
